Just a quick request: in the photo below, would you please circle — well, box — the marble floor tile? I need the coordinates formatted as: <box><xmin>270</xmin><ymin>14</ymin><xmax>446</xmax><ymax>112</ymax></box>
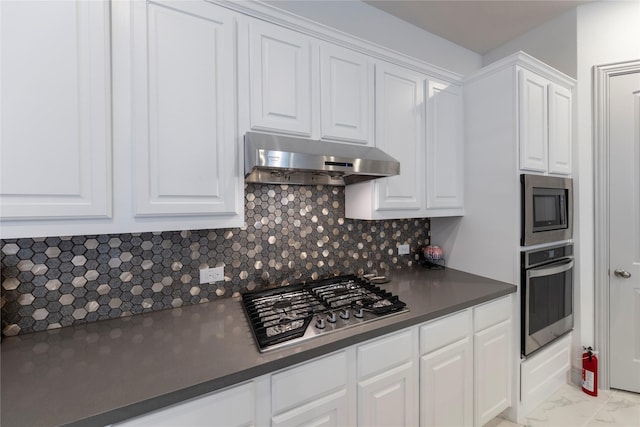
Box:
<box><xmin>525</xmin><ymin>384</ymin><xmax>614</xmax><ymax>427</ymax></box>
<box><xmin>492</xmin><ymin>383</ymin><xmax>640</xmax><ymax>427</ymax></box>
<box><xmin>587</xmin><ymin>390</ymin><xmax>640</xmax><ymax>427</ymax></box>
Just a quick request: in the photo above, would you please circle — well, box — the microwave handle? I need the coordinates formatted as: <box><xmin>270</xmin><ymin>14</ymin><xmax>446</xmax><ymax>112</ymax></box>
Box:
<box><xmin>527</xmin><ymin>258</ymin><xmax>574</xmax><ymax>278</ymax></box>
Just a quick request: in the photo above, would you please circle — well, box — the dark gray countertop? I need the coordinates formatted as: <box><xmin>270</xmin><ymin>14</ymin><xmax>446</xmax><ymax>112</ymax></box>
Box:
<box><xmin>0</xmin><ymin>266</ymin><xmax>515</xmax><ymax>427</ymax></box>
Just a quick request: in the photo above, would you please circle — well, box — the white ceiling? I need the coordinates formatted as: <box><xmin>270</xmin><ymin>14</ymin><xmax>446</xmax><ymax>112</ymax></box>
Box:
<box><xmin>363</xmin><ymin>0</ymin><xmax>594</xmax><ymax>54</ymax></box>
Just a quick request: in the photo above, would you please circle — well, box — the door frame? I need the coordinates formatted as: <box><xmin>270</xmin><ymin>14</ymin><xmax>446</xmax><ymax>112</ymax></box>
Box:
<box><xmin>593</xmin><ymin>59</ymin><xmax>640</xmax><ymax>390</ymax></box>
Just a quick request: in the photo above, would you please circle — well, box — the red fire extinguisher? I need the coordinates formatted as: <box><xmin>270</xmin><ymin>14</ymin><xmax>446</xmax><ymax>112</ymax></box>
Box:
<box><xmin>582</xmin><ymin>346</ymin><xmax>598</xmax><ymax>396</ymax></box>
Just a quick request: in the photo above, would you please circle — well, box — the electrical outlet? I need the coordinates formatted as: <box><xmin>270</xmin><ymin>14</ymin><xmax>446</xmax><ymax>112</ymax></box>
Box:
<box><xmin>199</xmin><ymin>266</ymin><xmax>224</xmax><ymax>284</ymax></box>
<box><xmin>398</xmin><ymin>244</ymin><xmax>410</xmax><ymax>255</ymax></box>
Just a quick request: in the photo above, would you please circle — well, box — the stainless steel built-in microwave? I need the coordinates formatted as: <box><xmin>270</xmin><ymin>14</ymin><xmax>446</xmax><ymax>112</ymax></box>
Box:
<box><xmin>521</xmin><ymin>174</ymin><xmax>573</xmax><ymax>246</ymax></box>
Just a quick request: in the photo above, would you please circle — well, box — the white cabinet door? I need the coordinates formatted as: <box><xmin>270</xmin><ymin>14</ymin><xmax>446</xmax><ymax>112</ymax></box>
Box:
<box><xmin>0</xmin><ymin>0</ymin><xmax>111</xmax><ymax>220</ymax></box>
<box><xmin>425</xmin><ymin>80</ymin><xmax>464</xmax><ymax>212</ymax></box>
<box><xmin>374</xmin><ymin>62</ymin><xmax>425</xmax><ymax>212</ymax></box>
<box><xmin>249</xmin><ymin>19</ymin><xmax>313</xmax><ymax>136</ymax></box>
<box><xmin>131</xmin><ymin>1</ymin><xmax>240</xmax><ymax>219</ymax></box>
<box><xmin>519</xmin><ymin>69</ymin><xmax>548</xmax><ymax>173</ymax></box>
<box><xmin>420</xmin><ymin>337</ymin><xmax>473</xmax><ymax>427</ymax></box>
<box><xmin>474</xmin><ymin>319</ymin><xmax>512</xmax><ymax>427</ymax></box>
<box><xmin>548</xmin><ymin>83</ymin><xmax>572</xmax><ymax>175</ymax></box>
<box><xmin>357</xmin><ymin>328</ymin><xmax>418</xmax><ymax>427</ymax></box>
<box><xmin>113</xmin><ymin>381</ymin><xmax>257</xmax><ymax>427</ymax></box>
<box><xmin>319</xmin><ymin>44</ymin><xmax>372</xmax><ymax>144</ymax></box>
<box><xmin>358</xmin><ymin>363</ymin><xmax>417</xmax><ymax>427</ymax></box>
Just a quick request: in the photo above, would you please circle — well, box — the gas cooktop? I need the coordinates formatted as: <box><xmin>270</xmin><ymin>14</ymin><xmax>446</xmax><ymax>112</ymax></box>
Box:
<box><xmin>241</xmin><ymin>274</ymin><xmax>408</xmax><ymax>353</ymax></box>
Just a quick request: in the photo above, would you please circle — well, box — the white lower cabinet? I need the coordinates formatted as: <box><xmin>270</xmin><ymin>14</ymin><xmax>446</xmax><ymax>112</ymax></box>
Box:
<box><xmin>271</xmin><ymin>350</ymin><xmax>353</xmax><ymax>427</ymax></box>
<box><xmin>271</xmin><ymin>389</ymin><xmax>349</xmax><ymax>427</ymax></box>
<box><xmin>357</xmin><ymin>329</ymin><xmax>418</xmax><ymax>426</ymax></box>
<box><xmin>112</xmin><ymin>380</ymin><xmax>258</xmax><ymax>426</ymax></box>
<box><xmin>474</xmin><ymin>297</ymin><xmax>513</xmax><ymax>427</ymax></box>
<box><xmin>420</xmin><ymin>310</ymin><xmax>473</xmax><ymax>427</ymax></box>
<box><xmin>113</xmin><ymin>297</ymin><xmax>513</xmax><ymax>427</ymax></box>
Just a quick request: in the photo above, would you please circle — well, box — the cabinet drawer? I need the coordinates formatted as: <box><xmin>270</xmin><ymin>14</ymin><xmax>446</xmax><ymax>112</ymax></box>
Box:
<box><xmin>357</xmin><ymin>328</ymin><xmax>414</xmax><ymax>379</ymax></box>
<box><xmin>272</xmin><ymin>350</ymin><xmax>347</xmax><ymax>414</ymax></box>
<box><xmin>420</xmin><ymin>309</ymin><xmax>471</xmax><ymax>355</ymax></box>
<box><xmin>113</xmin><ymin>381</ymin><xmax>255</xmax><ymax>426</ymax></box>
<box><xmin>474</xmin><ymin>296</ymin><xmax>512</xmax><ymax>331</ymax></box>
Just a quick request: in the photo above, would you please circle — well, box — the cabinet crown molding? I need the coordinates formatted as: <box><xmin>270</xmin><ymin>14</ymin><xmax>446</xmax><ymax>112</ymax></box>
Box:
<box><xmin>209</xmin><ymin>0</ymin><xmax>464</xmax><ymax>84</ymax></box>
<box><xmin>465</xmin><ymin>51</ymin><xmax>575</xmax><ymax>88</ymax></box>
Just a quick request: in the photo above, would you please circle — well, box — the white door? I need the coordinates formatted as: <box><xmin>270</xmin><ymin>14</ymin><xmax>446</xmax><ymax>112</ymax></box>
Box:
<box><xmin>609</xmin><ymin>68</ymin><xmax>640</xmax><ymax>393</ymax></box>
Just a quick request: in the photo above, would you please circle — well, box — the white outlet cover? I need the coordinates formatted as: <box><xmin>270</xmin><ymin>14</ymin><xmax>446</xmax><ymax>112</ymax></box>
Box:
<box><xmin>211</xmin><ymin>266</ymin><xmax>224</xmax><ymax>282</ymax></box>
<box><xmin>199</xmin><ymin>267</ymin><xmax>224</xmax><ymax>284</ymax></box>
<box><xmin>398</xmin><ymin>244</ymin><xmax>410</xmax><ymax>255</ymax></box>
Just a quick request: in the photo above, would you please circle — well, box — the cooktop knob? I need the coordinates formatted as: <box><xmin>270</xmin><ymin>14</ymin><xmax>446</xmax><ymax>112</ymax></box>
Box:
<box><xmin>340</xmin><ymin>308</ymin><xmax>350</xmax><ymax>320</ymax></box>
<box><xmin>354</xmin><ymin>307</ymin><xmax>364</xmax><ymax>318</ymax></box>
<box><xmin>315</xmin><ymin>316</ymin><xmax>325</xmax><ymax>329</ymax></box>
<box><xmin>327</xmin><ymin>311</ymin><xmax>337</xmax><ymax>323</ymax></box>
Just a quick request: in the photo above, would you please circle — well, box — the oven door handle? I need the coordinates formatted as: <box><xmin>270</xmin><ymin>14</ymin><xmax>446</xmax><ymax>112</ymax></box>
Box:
<box><xmin>527</xmin><ymin>258</ymin><xmax>574</xmax><ymax>278</ymax></box>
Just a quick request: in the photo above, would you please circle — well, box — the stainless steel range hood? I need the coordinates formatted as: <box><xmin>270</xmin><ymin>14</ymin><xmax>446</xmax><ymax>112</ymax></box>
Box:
<box><xmin>244</xmin><ymin>132</ymin><xmax>400</xmax><ymax>186</ymax></box>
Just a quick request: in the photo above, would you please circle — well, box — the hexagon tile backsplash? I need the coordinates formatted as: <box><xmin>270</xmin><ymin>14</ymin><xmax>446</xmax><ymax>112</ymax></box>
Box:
<box><xmin>1</xmin><ymin>184</ymin><xmax>430</xmax><ymax>337</ymax></box>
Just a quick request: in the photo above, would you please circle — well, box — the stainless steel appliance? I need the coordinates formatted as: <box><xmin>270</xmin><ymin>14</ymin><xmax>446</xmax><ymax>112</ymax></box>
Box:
<box><xmin>241</xmin><ymin>274</ymin><xmax>408</xmax><ymax>352</ymax></box>
<box><xmin>244</xmin><ymin>132</ymin><xmax>400</xmax><ymax>186</ymax></box>
<box><xmin>521</xmin><ymin>243</ymin><xmax>574</xmax><ymax>356</ymax></box>
<box><xmin>521</xmin><ymin>174</ymin><xmax>573</xmax><ymax>246</ymax></box>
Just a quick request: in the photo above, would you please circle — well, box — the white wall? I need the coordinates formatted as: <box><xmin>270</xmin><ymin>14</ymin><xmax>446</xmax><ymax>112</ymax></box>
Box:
<box><xmin>483</xmin><ymin>8</ymin><xmax>577</xmax><ymax>78</ymax></box>
<box><xmin>265</xmin><ymin>0</ymin><xmax>483</xmax><ymax>76</ymax></box>
<box><xmin>575</xmin><ymin>0</ymin><xmax>640</xmax><ymax>355</ymax></box>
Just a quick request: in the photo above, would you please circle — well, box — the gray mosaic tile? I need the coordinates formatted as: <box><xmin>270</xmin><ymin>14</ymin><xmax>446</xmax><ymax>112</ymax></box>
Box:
<box><xmin>1</xmin><ymin>184</ymin><xmax>430</xmax><ymax>337</ymax></box>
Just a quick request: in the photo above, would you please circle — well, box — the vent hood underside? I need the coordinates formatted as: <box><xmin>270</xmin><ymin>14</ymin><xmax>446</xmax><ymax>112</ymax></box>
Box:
<box><xmin>244</xmin><ymin>132</ymin><xmax>400</xmax><ymax>186</ymax></box>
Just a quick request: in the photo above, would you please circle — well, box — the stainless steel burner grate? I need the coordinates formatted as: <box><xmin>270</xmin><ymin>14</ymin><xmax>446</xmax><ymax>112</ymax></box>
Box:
<box><xmin>241</xmin><ymin>274</ymin><xmax>408</xmax><ymax>352</ymax></box>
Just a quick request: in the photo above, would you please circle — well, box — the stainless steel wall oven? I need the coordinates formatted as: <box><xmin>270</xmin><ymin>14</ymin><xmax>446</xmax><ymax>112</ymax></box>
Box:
<box><xmin>521</xmin><ymin>243</ymin><xmax>574</xmax><ymax>356</ymax></box>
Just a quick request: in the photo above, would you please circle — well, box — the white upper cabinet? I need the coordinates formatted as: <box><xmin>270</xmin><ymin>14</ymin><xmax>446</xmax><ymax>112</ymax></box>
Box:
<box><xmin>518</xmin><ymin>68</ymin><xmax>573</xmax><ymax>175</ymax></box>
<box><xmin>548</xmin><ymin>84</ymin><xmax>572</xmax><ymax>175</ymax></box>
<box><xmin>345</xmin><ymin>63</ymin><xmax>464</xmax><ymax>220</ymax></box>
<box><xmin>0</xmin><ymin>0</ymin><xmax>111</xmax><ymax>222</ymax></box>
<box><xmin>375</xmin><ymin>62</ymin><xmax>425</xmax><ymax>212</ymax></box>
<box><xmin>248</xmin><ymin>19</ymin><xmax>313</xmax><ymax>136</ymax></box>
<box><xmin>425</xmin><ymin>81</ymin><xmax>464</xmax><ymax>212</ymax></box>
<box><xmin>131</xmin><ymin>1</ymin><xmax>240</xmax><ymax>220</ymax></box>
<box><xmin>519</xmin><ymin>70</ymin><xmax>549</xmax><ymax>172</ymax></box>
<box><xmin>344</xmin><ymin>61</ymin><xmax>427</xmax><ymax>219</ymax></box>
<box><xmin>246</xmin><ymin>20</ymin><xmax>374</xmax><ymax>145</ymax></box>
<box><xmin>319</xmin><ymin>44</ymin><xmax>373</xmax><ymax>144</ymax></box>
